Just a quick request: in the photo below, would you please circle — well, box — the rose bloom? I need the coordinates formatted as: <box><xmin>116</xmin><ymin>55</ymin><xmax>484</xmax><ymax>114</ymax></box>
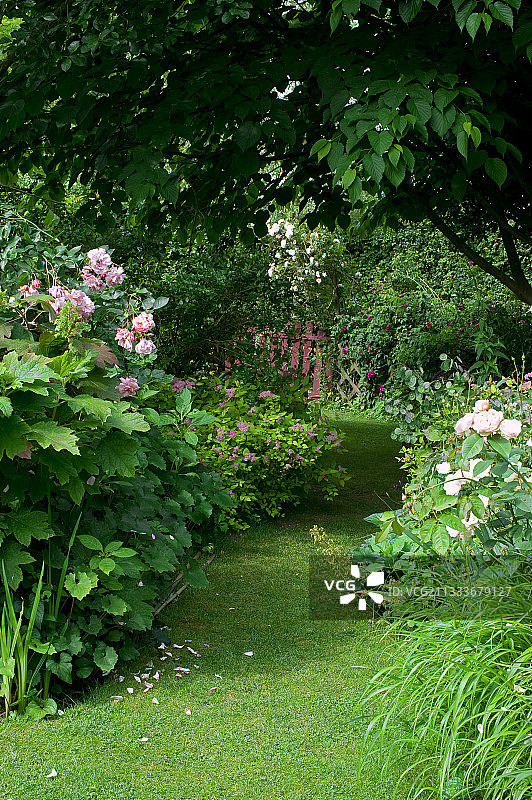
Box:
<box><xmin>472</xmin><ymin>409</ymin><xmax>503</xmax><ymax>436</ymax></box>
<box><xmin>82</xmin><ymin>272</ymin><xmax>103</xmax><ymax>291</ymax></box>
<box><xmin>436</xmin><ymin>462</ymin><xmax>451</xmax><ymax>475</ymax></box>
<box><xmin>443</xmin><ymin>469</ymin><xmax>468</xmax><ymax>496</ymax></box>
<box><xmin>105</xmin><ymin>266</ymin><xmax>125</xmax><ymax>286</ymax></box>
<box><xmin>455</xmin><ymin>412</ymin><xmax>475</xmax><ymax>435</ymax></box>
<box><xmin>499</xmin><ymin>418</ymin><xmax>522</xmax><ymax>439</ymax></box>
<box><xmin>115</xmin><ymin>327</ymin><xmax>136</xmax><ymax>351</ymax></box>
<box><xmin>69</xmin><ymin>289</ymin><xmax>95</xmax><ymax>319</ymax></box>
<box><xmin>135</xmin><ymin>337</ymin><xmax>156</xmax><ymax>355</ymax></box>
<box><xmin>131</xmin><ymin>311</ymin><xmax>155</xmax><ymax>333</ymax></box>
<box><xmin>474</xmin><ymin>399</ymin><xmax>490</xmax><ymax>413</ymax></box>
<box><xmin>115</xmin><ymin>376</ymin><xmax>140</xmax><ymax>397</ymax></box>
<box><xmin>87</xmin><ymin>247</ymin><xmax>112</xmax><ymax>275</ymax></box>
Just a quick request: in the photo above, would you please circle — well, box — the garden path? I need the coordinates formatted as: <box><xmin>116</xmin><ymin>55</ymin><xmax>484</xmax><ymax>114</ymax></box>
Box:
<box><xmin>0</xmin><ymin>414</ymin><xmax>407</xmax><ymax>800</ymax></box>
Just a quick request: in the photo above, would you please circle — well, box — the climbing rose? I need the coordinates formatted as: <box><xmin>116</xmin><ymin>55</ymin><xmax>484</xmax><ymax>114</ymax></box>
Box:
<box><xmin>68</xmin><ymin>289</ymin><xmax>95</xmax><ymax>319</ymax></box>
<box><xmin>131</xmin><ymin>312</ymin><xmax>155</xmax><ymax>333</ymax></box>
<box><xmin>87</xmin><ymin>248</ymin><xmax>112</xmax><ymax>275</ymax></box>
<box><xmin>499</xmin><ymin>419</ymin><xmax>522</xmax><ymax>439</ymax></box>
<box><xmin>115</xmin><ymin>377</ymin><xmax>140</xmax><ymax>397</ymax></box>
<box><xmin>115</xmin><ymin>327</ymin><xmax>136</xmax><ymax>351</ymax></box>
<box><xmin>81</xmin><ymin>272</ymin><xmax>103</xmax><ymax>291</ymax></box>
<box><xmin>472</xmin><ymin>409</ymin><xmax>503</xmax><ymax>436</ymax></box>
<box><xmin>105</xmin><ymin>266</ymin><xmax>125</xmax><ymax>286</ymax></box>
<box><xmin>474</xmin><ymin>399</ymin><xmax>491</xmax><ymax>413</ymax></box>
<box><xmin>436</xmin><ymin>462</ymin><xmax>451</xmax><ymax>475</ymax></box>
<box><xmin>135</xmin><ymin>338</ymin><xmax>156</xmax><ymax>355</ymax></box>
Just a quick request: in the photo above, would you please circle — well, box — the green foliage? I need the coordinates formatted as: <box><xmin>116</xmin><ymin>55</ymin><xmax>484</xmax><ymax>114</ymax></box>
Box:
<box><xmin>1</xmin><ymin>2</ymin><xmax>532</xmax><ymax>300</ymax></box>
<box><xmin>0</xmin><ymin>253</ymin><xmax>229</xmax><ymax>707</ymax></box>
<box><xmin>334</xmin><ymin>220</ymin><xmax>532</xmax><ymax>409</ymax></box>
<box><xmin>364</xmin><ymin>615</ymin><xmax>532</xmax><ymax>799</ymax></box>
<box><xmin>162</xmin><ymin>377</ymin><xmax>346</xmax><ymax>530</ymax></box>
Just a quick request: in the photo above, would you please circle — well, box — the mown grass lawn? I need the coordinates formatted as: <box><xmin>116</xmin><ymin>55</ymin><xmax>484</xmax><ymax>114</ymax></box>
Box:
<box><xmin>0</xmin><ymin>413</ymin><xmax>407</xmax><ymax>800</ymax></box>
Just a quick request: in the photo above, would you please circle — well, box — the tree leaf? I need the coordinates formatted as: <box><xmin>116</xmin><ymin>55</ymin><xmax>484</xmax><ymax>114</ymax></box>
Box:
<box><xmin>485</xmin><ymin>157</ymin><xmax>507</xmax><ymax>187</ymax></box>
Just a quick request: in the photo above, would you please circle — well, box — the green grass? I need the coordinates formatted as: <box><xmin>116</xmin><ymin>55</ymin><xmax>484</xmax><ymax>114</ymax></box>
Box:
<box><xmin>0</xmin><ymin>414</ymin><xmax>407</xmax><ymax>800</ymax></box>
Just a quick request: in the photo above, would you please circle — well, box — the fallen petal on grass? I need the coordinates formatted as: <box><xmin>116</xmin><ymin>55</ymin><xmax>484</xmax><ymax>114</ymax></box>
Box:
<box><xmin>46</xmin><ymin>768</ymin><xmax>58</xmax><ymax>778</ymax></box>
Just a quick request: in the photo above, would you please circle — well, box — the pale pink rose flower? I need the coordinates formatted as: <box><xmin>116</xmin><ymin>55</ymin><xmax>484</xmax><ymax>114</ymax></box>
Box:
<box><xmin>135</xmin><ymin>338</ymin><xmax>156</xmax><ymax>355</ymax></box>
<box><xmin>69</xmin><ymin>289</ymin><xmax>95</xmax><ymax>319</ymax></box>
<box><xmin>19</xmin><ymin>281</ymin><xmax>40</xmax><ymax>298</ymax></box>
<box><xmin>131</xmin><ymin>311</ymin><xmax>155</xmax><ymax>333</ymax></box>
<box><xmin>115</xmin><ymin>377</ymin><xmax>140</xmax><ymax>397</ymax></box>
<box><xmin>115</xmin><ymin>328</ymin><xmax>136</xmax><ymax>350</ymax></box>
<box><xmin>444</xmin><ymin>469</ymin><xmax>467</xmax><ymax>496</ymax></box>
<box><xmin>48</xmin><ymin>284</ymin><xmax>70</xmax><ymax>314</ymax></box>
<box><xmin>455</xmin><ymin>412</ymin><xmax>475</xmax><ymax>435</ymax></box>
<box><xmin>87</xmin><ymin>248</ymin><xmax>112</xmax><ymax>275</ymax></box>
<box><xmin>499</xmin><ymin>418</ymin><xmax>522</xmax><ymax>440</ymax></box>
<box><xmin>105</xmin><ymin>266</ymin><xmax>125</xmax><ymax>286</ymax></box>
<box><xmin>81</xmin><ymin>273</ymin><xmax>104</xmax><ymax>291</ymax></box>
<box><xmin>474</xmin><ymin>399</ymin><xmax>490</xmax><ymax>413</ymax></box>
<box><xmin>472</xmin><ymin>409</ymin><xmax>503</xmax><ymax>436</ymax></box>
<box><xmin>436</xmin><ymin>462</ymin><xmax>451</xmax><ymax>475</ymax></box>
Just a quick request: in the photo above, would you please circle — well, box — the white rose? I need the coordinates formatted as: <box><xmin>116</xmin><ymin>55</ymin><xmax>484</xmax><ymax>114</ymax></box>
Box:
<box><xmin>472</xmin><ymin>409</ymin><xmax>503</xmax><ymax>436</ymax></box>
<box><xmin>455</xmin><ymin>413</ymin><xmax>475</xmax><ymax>435</ymax></box>
<box><xmin>444</xmin><ymin>470</ymin><xmax>467</xmax><ymax>496</ymax></box>
<box><xmin>474</xmin><ymin>399</ymin><xmax>490</xmax><ymax>413</ymax></box>
<box><xmin>436</xmin><ymin>462</ymin><xmax>451</xmax><ymax>475</ymax></box>
<box><xmin>499</xmin><ymin>419</ymin><xmax>522</xmax><ymax>439</ymax></box>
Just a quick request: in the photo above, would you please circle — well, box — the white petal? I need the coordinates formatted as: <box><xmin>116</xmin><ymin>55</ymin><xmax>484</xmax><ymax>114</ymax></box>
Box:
<box><xmin>244</xmin><ymin>651</ymin><xmax>254</xmax><ymax>656</ymax></box>
<box><xmin>127</xmin><ymin>688</ymin><xmax>134</xmax><ymax>694</ymax></box>
<box><xmin>46</xmin><ymin>768</ymin><xmax>58</xmax><ymax>778</ymax></box>
<box><xmin>152</xmin><ymin>698</ymin><xmax>159</xmax><ymax>705</ymax></box>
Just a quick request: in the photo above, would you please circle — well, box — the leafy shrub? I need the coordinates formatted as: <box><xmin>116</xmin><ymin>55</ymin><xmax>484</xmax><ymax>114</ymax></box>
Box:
<box><xmin>0</xmin><ymin>250</ymin><xmax>229</xmax><ymax>712</ymax></box>
<box><xmin>369</xmin><ymin>382</ymin><xmax>532</xmax><ymax>556</ymax></box>
<box><xmin>161</xmin><ymin>376</ymin><xmax>347</xmax><ymax>531</ymax></box>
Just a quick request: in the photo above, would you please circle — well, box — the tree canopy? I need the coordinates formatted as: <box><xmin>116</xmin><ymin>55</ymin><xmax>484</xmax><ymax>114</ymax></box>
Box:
<box><xmin>1</xmin><ymin>1</ymin><xmax>532</xmax><ymax>300</ymax></box>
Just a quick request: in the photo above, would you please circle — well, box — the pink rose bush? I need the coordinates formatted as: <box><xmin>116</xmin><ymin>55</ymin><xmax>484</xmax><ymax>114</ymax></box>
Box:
<box><xmin>367</xmin><ymin>395</ymin><xmax>532</xmax><ymax>556</ymax></box>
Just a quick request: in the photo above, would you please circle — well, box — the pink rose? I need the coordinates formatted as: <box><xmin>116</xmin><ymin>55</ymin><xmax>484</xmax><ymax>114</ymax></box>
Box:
<box><xmin>69</xmin><ymin>289</ymin><xmax>95</xmax><ymax>320</ymax></box>
<box><xmin>499</xmin><ymin>418</ymin><xmax>522</xmax><ymax>440</ymax></box>
<box><xmin>474</xmin><ymin>399</ymin><xmax>490</xmax><ymax>413</ymax></box>
<box><xmin>131</xmin><ymin>312</ymin><xmax>155</xmax><ymax>334</ymax></box>
<box><xmin>87</xmin><ymin>247</ymin><xmax>112</xmax><ymax>276</ymax></box>
<box><xmin>115</xmin><ymin>376</ymin><xmax>140</xmax><ymax>397</ymax></box>
<box><xmin>105</xmin><ymin>266</ymin><xmax>125</xmax><ymax>286</ymax></box>
<box><xmin>135</xmin><ymin>338</ymin><xmax>156</xmax><ymax>355</ymax></box>
<box><xmin>82</xmin><ymin>273</ymin><xmax>104</xmax><ymax>291</ymax></box>
<box><xmin>115</xmin><ymin>327</ymin><xmax>136</xmax><ymax>351</ymax></box>
<box><xmin>455</xmin><ymin>413</ymin><xmax>475</xmax><ymax>436</ymax></box>
<box><xmin>472</xmin><ymin>409</ymin><xmax>503</xmax><ymax>436</ymax></box>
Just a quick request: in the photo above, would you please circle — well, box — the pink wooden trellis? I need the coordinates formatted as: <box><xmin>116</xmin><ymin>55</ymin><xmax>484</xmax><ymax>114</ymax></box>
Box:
<box><xmin>225</xmin><ymin>322</ymin><xmax>334</xmax><ymax>398</ymax></box>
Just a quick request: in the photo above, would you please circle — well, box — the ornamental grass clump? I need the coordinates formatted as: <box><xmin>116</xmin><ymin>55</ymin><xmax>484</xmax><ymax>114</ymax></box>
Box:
<box><xmin>362</xmin><ymin>613</ymin><xmax>532</xmax><ymax>800</ymax></box>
